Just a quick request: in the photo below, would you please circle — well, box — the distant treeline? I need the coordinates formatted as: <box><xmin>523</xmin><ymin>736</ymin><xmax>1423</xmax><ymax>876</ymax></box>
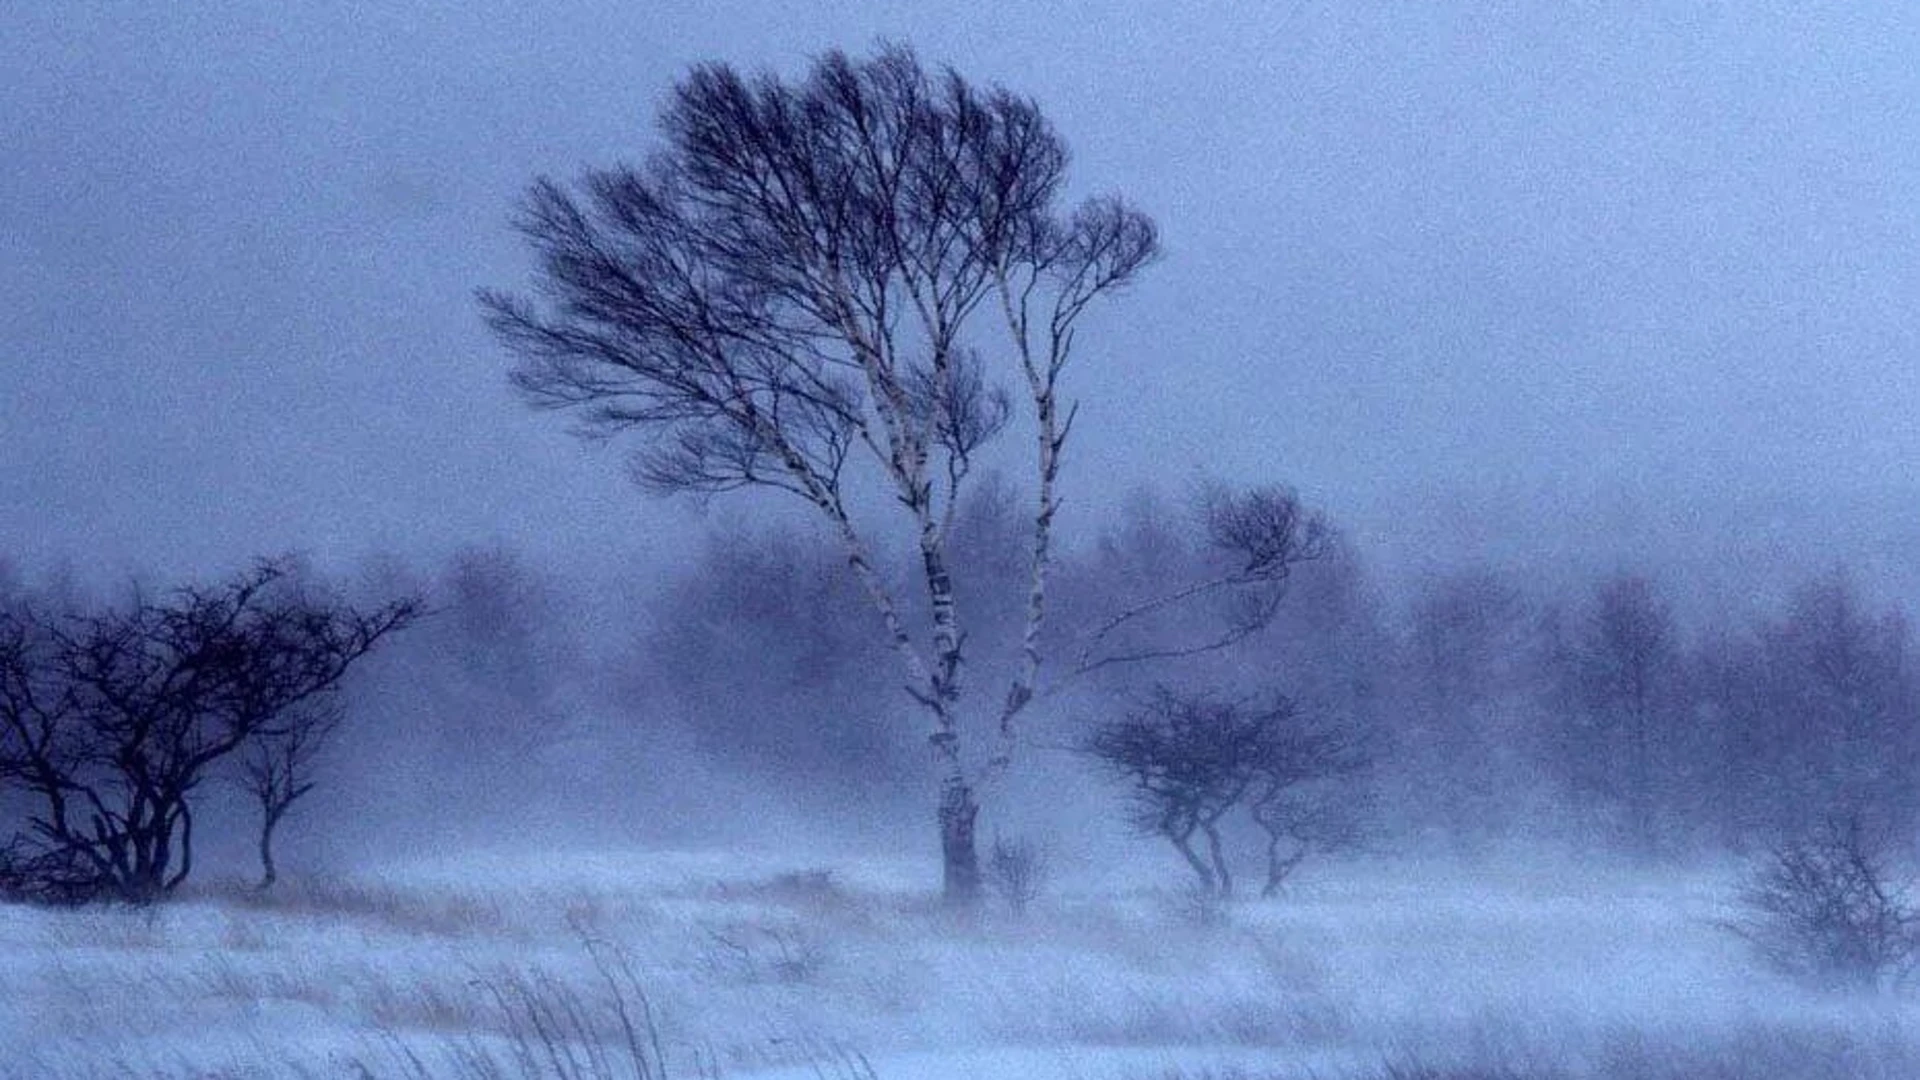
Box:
<box><xmin>4</xmin><ymin>483</ymin><xmax>1913</xmax><ymax>874</ymax></box>
<box><xmin>638</xmin><ymin>482</ymin><xmax>1920</xmax><ymax>858</ymax></box>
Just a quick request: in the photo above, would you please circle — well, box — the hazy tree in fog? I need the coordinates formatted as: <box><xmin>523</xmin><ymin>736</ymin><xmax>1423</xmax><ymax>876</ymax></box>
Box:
<box><xmin>642</xmin><ymin>523</ymin><xmax>902</xmax><ymax>814</ymax></box>
<box><xmin>1680</xmin><ymin>623</ymin><xmax>1755</xmax><ymax>846</ymax></box>
<box><xmin>1751</xmin><ymin>576</ymin><xmax>1918</xmax><ymax>832</ymax></box>
<box><xmin>1086</xmin><ymin>686</ymin><xmax>1365</xmax><ymax>899</ymax></box>
<box><xmin>0</xmin><ymin>562</ymin><xmax>416</xmax><ymax>904</ymax></box>
<box><xmin>482</xmin><ymin>44</ymin><xmax>1303</xmax><ymax>903</ymax></box>
<box><xmin>437</xmin><ymin>546</ymin><xmax>581</xmax><ymax>760</ymax></box>
<box><xmin>1568</xmin><ymin>574</ymin><xmax>1682</xmax><ymax>853</ymax></box>
<box><xmin>1401</xmin><ymin>569</ymin><xmax>1542</xmax><ymax>840</ymax></box>
<box><xmin>1631</xmin><ymin>571</ymin><xmax>1920</xmax><ymax>848</ymax></box>
<box><xmin>239</xmin><ymin>701</ymin><xmax>338</xmax><ymax>891</ymax></box>
<box><xmin>328</xmin><ymin>546</ymin><xmax>591</xmax><ymax>848</ymax></box>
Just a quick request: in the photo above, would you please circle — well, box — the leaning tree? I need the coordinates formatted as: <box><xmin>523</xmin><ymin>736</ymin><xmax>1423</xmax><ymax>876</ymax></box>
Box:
<box><xmin>0</xmin><ymin>561</ymin><xmax>416</xmax><ymax>904</ymax></box>
<box><xmin>482</xmin><ymin>44</ymin><xmax>1308</xmax><ymax>904</ymax></box>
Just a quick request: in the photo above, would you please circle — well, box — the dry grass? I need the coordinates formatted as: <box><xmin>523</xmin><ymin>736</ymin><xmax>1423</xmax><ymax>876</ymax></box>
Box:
<box><xmin>223</xmin><ymin>877</ymin><xmax>512</xmax><ymax>939</ymax></box>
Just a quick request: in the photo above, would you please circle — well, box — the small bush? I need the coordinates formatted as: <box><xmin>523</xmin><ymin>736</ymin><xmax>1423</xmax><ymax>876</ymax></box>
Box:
<box><xmin>709</xmin><ymin>868</ymin><xmax>851</xmax><ymax>913</ymax></box>
<box><xmin>986</xmin><ymin>833</ymin><xmax>1050</xmax><ymax>917</ymax></box>
<box><xmin>1726</xmin><ymin>813</ymin><xmax>1920</xmax><ymax>990</ymax></box>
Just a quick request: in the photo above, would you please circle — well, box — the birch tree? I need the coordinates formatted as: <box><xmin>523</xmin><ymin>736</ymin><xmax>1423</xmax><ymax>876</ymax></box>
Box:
<box><xmin>481</xmin><ymin>45</ymin><xmax>1297</xmax><ymax>904</ymax></box>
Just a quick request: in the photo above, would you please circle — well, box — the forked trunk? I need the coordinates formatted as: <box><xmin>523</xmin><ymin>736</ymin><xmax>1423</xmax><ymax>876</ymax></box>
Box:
<box><xmin>1203</xmin><ymin>822</ymin><xmax>1233</xmax><ymax>899</ymax></box>
<box><xmin>120</xmin><ymin>868</ymin><xmax>166</xmax><ymax>906</ymax></box>
<box><xmin>1260</xmin><ymin>830</ymin><xmax>1308</xmax><ymax>899</ymax></box>
<box><xmin>939</xmin><ymin>777</ymin><xmax>982</xmax><ymax>907</ymax></box>
<box><xmin>1169</xmin><ymin>828</ymin><xmax>1217</xmax><ymax>895</ymax></box>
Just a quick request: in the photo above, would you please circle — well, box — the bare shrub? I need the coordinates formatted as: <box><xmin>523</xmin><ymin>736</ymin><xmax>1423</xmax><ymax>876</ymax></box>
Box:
<box><xmin>986</xmin><ymin>833</ymin><xmax>1050</xmax><ymax>916</ymax></box>
<box><xmin>709</xmin><ymin>868</ymin><xmax>851</xmax><ymax>913</ymax></box>
<box><xmin>1726</xmin><ymin>812</ymin><xmax>1920</xmax><ymax>990</ymax></box>
<box><xmin>0</xmin><ymin>837</ymin><xmax>109</xmax><ymax>906</ymax></box>
<box><xmin>0</xmin><ymin>561</ymin><xmax>417</xmax><ymax>905</ymax></box>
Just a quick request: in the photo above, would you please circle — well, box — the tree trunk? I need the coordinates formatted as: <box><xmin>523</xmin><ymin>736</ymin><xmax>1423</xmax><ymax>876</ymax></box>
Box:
<box><xmin>163</xmin><ymin>800</ymin><xmax>193</xmax><ymax>895</ymax></box>
<box><xmin>1261</xmin><ymin>829</ymin><xmax>1307</xmax><ymax>899</ymax></box>
<box><xmin>1630</xmin><ymin>701</ymin><xmax>1652</xmax><ymax>856</ymax></box>
<box><xmin>1203</xmin><ymin>822</ymin><xmax>1232</xmax><ymax>899</ymax></box>
<box><xmin>121</xmin><ymin>838</ymin><xmax>168</xmax><ymax>905</ymax></box>
<box><xmin>939</xmin><ymin>777</ymin><xmax>981</xmax><ymax>907</ymax></box>
<box><xmin>257</xmin><ymin>805</ymin><xmax>284</xmax><ymax>891</ymax></box>
<box><xmin>1169</xmin><ymin>831</ymin><xmax>1216</xmax><ymax>895</ymax></box>
<box><xmin>119</xmin><ymin>806</ymin><xmax>181</xmax><ymax>905</ymax></box>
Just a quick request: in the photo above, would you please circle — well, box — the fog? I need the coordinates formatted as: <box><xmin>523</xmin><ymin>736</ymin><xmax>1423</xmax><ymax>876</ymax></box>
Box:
<box><xmin>8</xmin><ymin>3</ymin><xmax>1920</xmax><ymax>1077</ymax></box>
<box><xmin>7</xmin><ymin>4</ymin><xmax>1920</xmax><ymax>590</ymax></box>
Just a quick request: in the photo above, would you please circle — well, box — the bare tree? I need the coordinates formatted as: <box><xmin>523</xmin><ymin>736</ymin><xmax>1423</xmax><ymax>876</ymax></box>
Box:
<box><xmin>0</xmin><ymin>561</ymin><xmax>417</xmax><ymax>904</ymax></box>
<box><xmin>1400</xmin><ymin>569</ymin><xmax>1541</xmax><ymax>840</ymax></box>
<box><xmin>1577</xmin><ymin>574</ymin><xmax>1680</xmax><ymax>853</ymax></box>
<box><xmin>1683</xmin><ymin>574</ymin><xmax>1920</xmax><ymax>844</ymax></box>
<box><xmin>239</xmin><ymin>701</ymin><xmax>339</xmax><ymax>891</ymax></box>
<box><xmin>481</xmin><ymin>45</ymin><xmax>1299</xmax><ymax>904</ymax></box>
<box><xmin>1727</xmin><ymin>812</ymin><xmax>1920</xmax><ymax>990</ymax></box>
<box><xmin>1087</xmin><ymin>688</ymin><xmax>1261</xmax><ymax>897</ymax></box>
<box><xmin>1086</xmin><ymin>686</ymin><xmax>1365</xmax><ymax>899</ymax></box>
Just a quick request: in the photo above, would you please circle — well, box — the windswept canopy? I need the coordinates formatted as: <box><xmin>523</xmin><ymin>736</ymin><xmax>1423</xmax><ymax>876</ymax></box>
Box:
<box><xmin>479</xmin><ymin>43</ymin><xmax>1156</xmax><ymax>505</ymax></box>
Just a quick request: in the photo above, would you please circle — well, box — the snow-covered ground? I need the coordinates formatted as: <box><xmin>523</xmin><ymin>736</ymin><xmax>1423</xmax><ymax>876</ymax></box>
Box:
<box><xmin>4</xmin><ymin>849</ymin><xmax>1918</xmax><ymax>1078</ymax></box>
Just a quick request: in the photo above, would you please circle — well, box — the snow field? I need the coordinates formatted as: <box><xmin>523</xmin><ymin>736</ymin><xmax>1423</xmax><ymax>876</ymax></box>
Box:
<box><xmin>5</xmin><ymin>849</ymin><xmax>1920</xmax><ymax>1078</ymax></box>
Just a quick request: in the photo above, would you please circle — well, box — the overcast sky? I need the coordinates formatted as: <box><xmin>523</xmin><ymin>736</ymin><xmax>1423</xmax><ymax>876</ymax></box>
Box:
<box><xmin>5</xmin><ymin>2</ymin><xmax>1919</xmax><ymax>599</ymax></box>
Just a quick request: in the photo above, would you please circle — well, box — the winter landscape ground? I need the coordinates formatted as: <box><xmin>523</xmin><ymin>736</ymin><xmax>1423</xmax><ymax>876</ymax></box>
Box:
<box><xmin>7</xmin><ymin>847</ymin><xmax>1918</xmax><ymax>1079</ymax></box>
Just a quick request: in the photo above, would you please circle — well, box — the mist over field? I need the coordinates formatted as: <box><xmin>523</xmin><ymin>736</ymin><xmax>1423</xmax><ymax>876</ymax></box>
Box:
<box><xmin>6</xmin><ymin>3</ymin><xmax>1920</xmax><ymax>1078</ymax></box>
